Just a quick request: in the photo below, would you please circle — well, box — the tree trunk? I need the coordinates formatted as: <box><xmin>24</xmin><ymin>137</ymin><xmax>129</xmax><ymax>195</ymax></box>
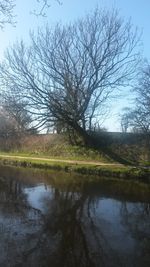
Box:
<box><xmin>68</xmin><ymin>121</ymin><xmax>95</xmax><ymax>147</ymax></box>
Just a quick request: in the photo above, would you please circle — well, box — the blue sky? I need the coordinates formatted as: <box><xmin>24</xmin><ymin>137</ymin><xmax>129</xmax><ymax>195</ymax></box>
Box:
<box><xmin>0</xmin><ymin>0</ymin><xmax>150</xmax><ymax>131</ymax></box>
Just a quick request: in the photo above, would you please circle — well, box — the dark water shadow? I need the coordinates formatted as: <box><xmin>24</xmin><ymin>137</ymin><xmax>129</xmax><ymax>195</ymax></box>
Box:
<box><xmin>0</xmin><ymin>166</ymin><xmax>149</xmax><ymax>267</ymax></box>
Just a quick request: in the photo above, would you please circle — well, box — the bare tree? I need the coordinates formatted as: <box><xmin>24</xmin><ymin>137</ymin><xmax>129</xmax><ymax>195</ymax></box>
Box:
<box><xmin>0</xmin><ymin>0</ymin><xmax>15</xmax><ymax>28</ymax></box>
<box><xmin>120</xmin><ymin>62</ymin><xmax>150</xmax><ymax>159</ymax></box>
<box><xmin>4</xmin><ymin>98</ymin><xmax>35</xmax><ymax>132</ymax></box>
<box><xmin>0</xmin><ymin>106</ymin><xmax>21</xmax><ymax>152</ymax></box>
<box><xmin>0</xmin><ymin>0</ymin><xmax>61</xmax><ymax>28</ymax></box>
<box><xmin>0</xmin><ymin>8</ymin><xmax>140</xmax><ymax>145</ymax></box>
<box><xmin>121</xmin><ymin>62</ymin><xmax>150</xmax><ymax>133</ymax></box>
<box><xmin>32</xmin><ymin>0</ymin><xmax>62</xmax><ymax>17</ymax></box>
<box><xmin>121</xmin><ymin>108</ymin><xmax>150</xmax><ymax>133</ymax></box>
<box><xmin>0</xmin><ymin>106</ymin><xmax>15</xmax><ymax>137</ymax></box>
<box><xmin>0</xmin><ymin>89</ymin><xmax>36</xmax><ymax>134</ymax></box>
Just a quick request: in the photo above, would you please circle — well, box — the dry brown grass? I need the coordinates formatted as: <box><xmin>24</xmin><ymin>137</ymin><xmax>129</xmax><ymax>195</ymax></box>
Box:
<box><xmin>20</xmin><ymin>134</ymin><xmax>68</xmax><ymax>154</ymax></box>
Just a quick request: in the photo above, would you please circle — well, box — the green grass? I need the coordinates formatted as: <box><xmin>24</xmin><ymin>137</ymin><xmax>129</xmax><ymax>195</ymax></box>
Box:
<box><xmin>0</xmin><ymin>147</ymin><xmax>112</xmax><ymax>162</ymax></box>
<box><xmin>0</xmin><ymin>154</ymin><xmax>150</xmax><ymax>184</ymax></box>
<box><xmin>1</xmin><ymin>132</ymin><xmax>150</xmax><ymax>165</ymax></box>
<box><xmin>0</xmin><ymin>134</ymin><xmax>146</xmax><ymax>166</ymax></box>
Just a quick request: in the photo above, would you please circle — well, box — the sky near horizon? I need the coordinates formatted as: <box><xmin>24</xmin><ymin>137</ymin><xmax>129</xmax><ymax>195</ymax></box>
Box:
<box><xmin>0</xmin><ymin>0</ymin><xmax>150</xmax><ymax>131</ymax></box>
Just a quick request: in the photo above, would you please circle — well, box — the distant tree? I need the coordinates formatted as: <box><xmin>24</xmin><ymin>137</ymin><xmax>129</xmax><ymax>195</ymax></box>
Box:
<box><xmin>120</xmin><ymin>62</ymin><xmax>150</xmax><ymax>160</ymax></box>
<box><xmin>0</xmin><ymin>106</ymin><xmax>17</xmax><ymax>138</ymax></box>
<box><xmin>0</xmin><ymin>91</ymin><xmax>36</xmax><ymax>134</ymax></box>
<box><xmin>120</xmin><ymin>108</ymin><xmax>131</xmax><ymax>133</ymax></box>
<box><xmin>0</xmin><ymin>8</ymin><xmax>140</xmax><ymax>145</ymax></box>
<box><xmin>121</xmin><ymin>62</ymin><xmax>150</xmax><ymax>133</ymax></box>
<box><xmin>4</xmin><ymin>97</ymin><xmax>30</xmax><ymax>129</ymax></box>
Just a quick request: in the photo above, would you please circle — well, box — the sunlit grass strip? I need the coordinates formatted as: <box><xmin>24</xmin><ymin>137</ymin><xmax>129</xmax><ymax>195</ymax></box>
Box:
<box><xmin>0</xmin><ymin>155</ymin><xmax>149</xmax><ymax>184</ymax></box>
<box><xmin>0</xmin><ymin>150</ymin><xmax>111</xmax><ymax>162</ymax></box>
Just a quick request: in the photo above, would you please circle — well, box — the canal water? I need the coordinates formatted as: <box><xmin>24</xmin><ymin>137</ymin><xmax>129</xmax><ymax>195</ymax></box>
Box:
<box><xmin>0</xmin><ymin>165</ymin><xmax>149</xmax><ymax>267</ymax></box>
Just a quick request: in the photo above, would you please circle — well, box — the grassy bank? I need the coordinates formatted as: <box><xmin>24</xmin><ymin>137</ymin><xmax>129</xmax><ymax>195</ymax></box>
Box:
<box><xmin>0</xmin><ymin>134</ymin><xmax>112</xmax><ymax>162</ymax></box>
<box><xmin>0</xmin><ymin>133</ymin><xmax>150</xmax><ymax>184</ymax></box>
<box><xmin>1</xmin><ymin>133</ymin><xmax>150</xmax><ymax>166</ymax></box>
<box><xmin>0</xmin><ymin>153</ymin><xmax>150</xmax><ymax>184</ymax></box>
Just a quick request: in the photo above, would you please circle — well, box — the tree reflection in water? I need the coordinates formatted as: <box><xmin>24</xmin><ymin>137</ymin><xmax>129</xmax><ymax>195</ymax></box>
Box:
<box><xmin>0</xmin><ymin>166</ymin><xmax>149</xmax><ymax>267</ymax></box>
<box><xmin>42</xmin><ymin>182</ymin><xmax>149</xmax><ymax>267</ymax></box>
<box><xmin>120</xmin><ymin>202</ymin><xmax>150</xmax><ymax>266</ymax></box>
<box><xmin>0</xmin><ymin>174</ymin><xmax>45</xmax><ymax>267</ymax></box>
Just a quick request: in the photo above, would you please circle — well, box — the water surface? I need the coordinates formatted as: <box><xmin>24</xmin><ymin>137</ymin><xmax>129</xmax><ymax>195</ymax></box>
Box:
<box><xmin>0</xmin><ymin>165</ymin><xmax>150</xmax><ymax>267</ymax></box>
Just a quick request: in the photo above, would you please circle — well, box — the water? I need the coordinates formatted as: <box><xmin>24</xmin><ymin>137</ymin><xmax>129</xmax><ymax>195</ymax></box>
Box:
<box><xmin>0</xmin><ymin>165</ymin><xmax>149</xmax><ymax>267</ymax></box>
